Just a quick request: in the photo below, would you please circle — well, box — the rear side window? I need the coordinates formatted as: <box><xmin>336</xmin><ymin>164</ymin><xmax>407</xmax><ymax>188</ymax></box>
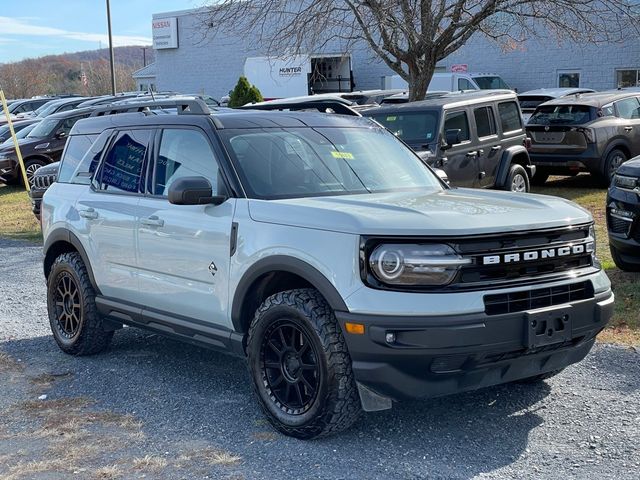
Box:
<box><xmin>57</xmin><ymin>131</ymin><xmax>110</xmax><ymax>184</ymax></box>
<box><xmin>528</xmin><ymin>105</ymin><xmax>595</xmax><ymax>125</ymax></box>
<box><xmin>615</xmin><ymin>97</ymin><xmax>640</xmax><ymax>119</ymax></box>
<box><xmin>474</xmin><ymin>106</ymin><xmax>497</xmax><ymax>137</ymax></box>
<box><xmin>497</xmin><ymin>102</ymin><xmax>522</xmax><ymax>132</ymax></box>
<box><xmin>443</xmin><ymin>111</ymin><xmax>470</xmax><ymax>143</ymax></box>
<box><xmin>98</xmin><ymin>129</ymin><xmax>151</xmax><ymax>194</ymax></box>
<box><xmin>458</xmin><ymin>78</ymin><xmax>474</xmax><ymax>90</ymax></box>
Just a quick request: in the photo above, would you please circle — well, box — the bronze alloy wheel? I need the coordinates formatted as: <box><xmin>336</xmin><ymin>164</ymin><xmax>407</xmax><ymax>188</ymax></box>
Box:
<box><xmin>51</xmin><ymin>271</ymin><xmax>83</xmax><ymax>339</ymax></box>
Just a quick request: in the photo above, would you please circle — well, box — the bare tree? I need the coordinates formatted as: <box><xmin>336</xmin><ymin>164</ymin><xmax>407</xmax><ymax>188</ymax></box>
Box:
<box><xmin>203</xmin><ymin>0</ymin><xmax>638</xmax><ymax>100</ymax></box>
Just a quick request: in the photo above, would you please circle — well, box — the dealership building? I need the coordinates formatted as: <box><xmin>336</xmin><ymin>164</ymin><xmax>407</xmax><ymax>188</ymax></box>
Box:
<box><xmin>144</xmin><ymin>7</ymin><xmax>640</xmax><ymax>99</ymax></box>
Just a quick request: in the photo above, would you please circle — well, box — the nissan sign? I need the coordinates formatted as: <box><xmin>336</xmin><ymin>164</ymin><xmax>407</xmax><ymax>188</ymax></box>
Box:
<box><xmin>152</xmin><ymin>17</ymin><xmax>178</xmax><ymax>50</ymax></box>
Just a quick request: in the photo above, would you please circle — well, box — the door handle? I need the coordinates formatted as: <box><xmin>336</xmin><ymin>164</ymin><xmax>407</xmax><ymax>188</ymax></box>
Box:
<box><xmin>491</xmin><ymin>145</ymin><xmax>502</xmax><ymax>151</ymax></box>
<box><xmin>624</xmin><ymin>126</ymin><xmax>634</xmax><ymax>131</ymax></box>
<box><xmin>141</xmin><ymin>216</ymin><xmax>164</xmax><ymax>227</ymax></box>
<box><xmin>78</xmin><ymin>208</ymin><xmax>98</xmax><ymax>220</ymax></box>
<box><xmin>466</xmin><ymin>151</ymin><xmax>478</xmax><ymax>157</ymax></box>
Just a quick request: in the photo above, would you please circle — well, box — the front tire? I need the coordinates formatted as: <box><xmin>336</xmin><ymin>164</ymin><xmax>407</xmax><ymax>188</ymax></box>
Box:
<box><xmin>247</xmin><ymin>289</ymin><xmax>361</xmax><ymax>439</ymax></box>
<box><xmin>24</xmin><ymin>158</ymin><xmax>46</xmax><ymax>187</ymax></box>
<box><xmin>47</xmin><ymin>252</ymin><xmax>113</xmax><ymax>355</ymax></box>
<box><xmin>503</xmin><ymin>164</ymin><xmax>530</xmax><ymax>193</ymax></box>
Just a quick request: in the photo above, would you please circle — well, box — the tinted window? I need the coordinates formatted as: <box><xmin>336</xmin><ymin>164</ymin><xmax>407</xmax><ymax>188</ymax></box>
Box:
<box><xmin>443</xmin><ymin>111</ymin><xmax>470</xmax><ymax>143</ymax></box>
<box><xmin>615</xmin><ymin>97</ymin><xmax>640</xmax><ymax>119</ymax></box>
<box><xmin>99</xmin><ymin>130</ymin><xmax>151</xmax><ymax>193</ymax></box>
<box><xmin>153</xmin><ymin>129</ymin><xmax>221</xmax><ymax>196</ymax></box>
<box><xmin>474</xmin><ymin>106</ymin><xmax>497</xmax><ymax>137</ymax></box>
<box><xmin>473</xmin><ymin>76</ymin><xmax>510</xmax><ymax>89</ymax></box>
<box><xmin>220</xmin><ymin>127</ymin><xmax>442</xmax><ymax>200</ymax></box>
<box><xmin>528</xmin><ymin>105</ymin><xmax>595</xmax><ymax>125</ymax></box>
<box><xmin>518</xmin><ymin>96</ymin><xmax>553</xmax><ymax>110</ymax></box>
<box><xmin>57</xmin><ymin>133</ymin><xmax>109</xmax><ymax>184</ymax></box>
<box><xmin>369</xmin><ymin>111</ymin><xmax>440</xmax><ymax>144</ymax></box>
<box><xmin>497</xmin><ymin>102</ymin><xmax>522</xmax><ymax>132</ymax></box>
<box><xmin>601</xmin><ymin>103</ymin><xmax>615</xmax><ymax>117</ymax></box>
<box><xmin>458</xmin><ymin>78</ymin><xmax>474</xmax><ymax>90</ymax></box>
<box><xmin>27</xmin><ymin>118</ymin><xmax>60</xmax><ymax>138</ymax></box>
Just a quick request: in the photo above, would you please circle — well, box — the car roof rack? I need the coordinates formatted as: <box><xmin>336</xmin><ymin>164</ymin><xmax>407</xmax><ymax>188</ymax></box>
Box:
<box><xmin>241</xmin><ymin>99</ymin><xmax>361</xmax><ymax>117</ymax></box>
<box><xmin>90</xmin><ymin>98</ymin><xmax>211</xmax><ymax>117</ymax></box>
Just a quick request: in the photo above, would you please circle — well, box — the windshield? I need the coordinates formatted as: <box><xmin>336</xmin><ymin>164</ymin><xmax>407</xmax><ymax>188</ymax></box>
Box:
<box><xmin>367</xmin><ymin>111</ymin><xmax>440</xmax><ymax>145</ymax></box>
<box><xmin>35</xmin><ymin>100</ymin><xmax>61</xmax><ymax>117</ymax></box>
<box><xmin>27</xmin><ymin>118</ymin><xmax>59</xmax><ymax>139</ymax></box>
<box><xmin>1</xmin><ymin>124</ymin><xmax>38</xmax><ymax>146</ymax></box>
<box><xmin>528</xmin><ymin>105</ymin><xmax>595</xmax><ymax>125</ymax></box>
<box><xmin>473</xmin><ymin>76</ymin><xmax>510</xmax><ymax>90</ymax></box>
<box><xmin>220</xmin><ymin>126</ymin><xmax>442</xmax><ymax>200</ymax></box>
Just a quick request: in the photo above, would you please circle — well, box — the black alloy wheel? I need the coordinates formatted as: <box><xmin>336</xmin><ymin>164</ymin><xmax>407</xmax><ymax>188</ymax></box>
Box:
<box><xmin>260</xmin><ymin>320</ymin><xmax>320</xmax><ymax>414</ymax></box>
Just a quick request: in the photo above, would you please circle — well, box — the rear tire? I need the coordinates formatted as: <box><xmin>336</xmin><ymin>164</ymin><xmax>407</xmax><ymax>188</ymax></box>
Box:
<box><xmin>596</xmin><ymin>149</ymin><xmax>627</xmax><ymax>187</ymax></box>
<box><xmin>503</xmin><ymin>164</ymin><xmax>530</xmax><ymax>193</ymax></box>
<box><xmin>247</xmin><ymin>288</ymin><xmax>361</xmax><ymax>439</ymax></box>
<box><xmin>610</xmin><ymin>245</ymin><xmax>640</xmax><ymax>272</ymax></box>
<box><xmin>47</xmin><ymin>252</ymin><xmax>113</xmax><ymax>355</ymax></box>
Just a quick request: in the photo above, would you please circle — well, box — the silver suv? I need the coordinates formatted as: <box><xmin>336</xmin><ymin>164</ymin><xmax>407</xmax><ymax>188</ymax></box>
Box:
<box><xmin>42</xmin><ymin>100</ymin><xmax>614</xmax><ymax>438</ymax></box>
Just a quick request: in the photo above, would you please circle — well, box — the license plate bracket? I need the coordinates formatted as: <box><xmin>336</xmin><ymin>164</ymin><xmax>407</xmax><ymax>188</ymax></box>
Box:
<box><xmin>525</xmin><ymin>306</ymin><xmax>573</xmax><ymax>349</ymax></box>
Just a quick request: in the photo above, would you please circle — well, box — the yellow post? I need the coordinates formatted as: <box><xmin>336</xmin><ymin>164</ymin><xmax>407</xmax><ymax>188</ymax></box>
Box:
<box><xmin>0</xmin><ymin>89</ymin><xmax>30</xmax><ymax>191</ymax></box>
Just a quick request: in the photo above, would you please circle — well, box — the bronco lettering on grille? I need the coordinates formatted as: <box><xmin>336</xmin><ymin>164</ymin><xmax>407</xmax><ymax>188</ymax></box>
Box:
<box><xmin>482</xmin><ymin>243</ymin><xmax>592</xmax><ymax>265</ymax></box>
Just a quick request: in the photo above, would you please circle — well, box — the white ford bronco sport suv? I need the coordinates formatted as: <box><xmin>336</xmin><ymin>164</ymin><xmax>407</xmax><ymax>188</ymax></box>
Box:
<box><xmin>42</xmin><ymin>100</ymin><xmax>614</xmax><ymax>439</ymax></box>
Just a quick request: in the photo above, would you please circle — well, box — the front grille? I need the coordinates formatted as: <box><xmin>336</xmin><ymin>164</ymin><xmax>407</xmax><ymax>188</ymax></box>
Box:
<box><xmin>608</xmin><ymin>213</ymin><xmax>632</xmax><ymax>236</ymax></box>
<box><xmin>455</xmin><ymin>225</ymin><xmax>594</xmax><ymax>289</ymax></box>
<box><xmin>633</xmin><ymin>224</ymin><xmax>640</xmax><ymax>243</ymax></box>
<box><xmin>484</xmin><ymin>281</ymin><xmax>594</xmax><ymax>315</ymax></box>
<box><xmin>33</xmin><ymin>173</ymin><xmax>56</xmax><ymax>189</ymax></box>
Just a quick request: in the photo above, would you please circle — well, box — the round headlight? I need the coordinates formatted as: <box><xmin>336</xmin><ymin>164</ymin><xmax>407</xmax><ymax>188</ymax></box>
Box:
<box><xmin>376</xmin><ymin>248</ymin><xmax>405</xmax><ymax>280</ymax></box>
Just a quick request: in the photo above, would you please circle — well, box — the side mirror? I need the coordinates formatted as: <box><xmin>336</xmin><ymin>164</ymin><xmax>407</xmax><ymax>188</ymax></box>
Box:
<box><xmin>168</xmin><ymin>176</ymin><xmax>226</xmax><ymax>205</ymax></box>
<box><xmin>55</xmin><ymin>131</ymin><xmax>67</xmax><ymax>139</ymax></box>
<box><xmin>444</xmin><ymin>129</ymin><xmax>462</xmax><ymax>148</ymax></box>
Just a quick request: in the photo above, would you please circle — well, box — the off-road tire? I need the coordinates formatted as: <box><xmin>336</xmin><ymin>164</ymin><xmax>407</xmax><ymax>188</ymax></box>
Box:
<box><xmin>610</xmin><ymin>245</ymin><xmax>640</xmax><ymax>272</ymax></box>
<box><xmin>596</xmin><ymin>149</ymin><xmax>627</xmax><ymax>187</ymax></box>
<box><xmin>530</xmin><ymin>168</ymin><xmax>550</xmax><ymax>186</ymax></box>
<box><xmin>503</xmin><ymin>164</ymin><xmax>530</xmax><ymax>193</ymax></box>
<box><xmin>47</xmin><ymin>252</ymin><xmax>113</xmax><ymax>355</ymax></box>
<box><xmin>247</xmin><ymin>288</ymin><xmax>361</xmax><ymax>439</ymax></box>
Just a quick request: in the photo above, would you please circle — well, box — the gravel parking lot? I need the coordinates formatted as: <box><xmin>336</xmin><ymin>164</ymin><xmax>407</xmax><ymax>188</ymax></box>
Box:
<box><xmin>1</xmin><ymin>237</ymin><xmax>639</xmax><ymax>479</ymax></box>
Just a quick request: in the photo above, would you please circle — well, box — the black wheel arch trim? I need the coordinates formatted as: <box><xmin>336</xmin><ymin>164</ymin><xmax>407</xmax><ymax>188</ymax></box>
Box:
<box><xmin>43</xmin><ymin>229</ymin><xmax>101</xmax><ymax>295</ymax></box>
<box><xmin>231</xmin><ymin>256</ymin><xmax>349</xmax><ymax>333</ymax></box>
<box><xmin>600</xmin><ymin>141</ymin><xmax>631</xmax><ymax>172</ymax></box>
<box><xmin>496</xmin><ymin>145</ymin><xmax>531</xmax><ymax>187</ymax></box>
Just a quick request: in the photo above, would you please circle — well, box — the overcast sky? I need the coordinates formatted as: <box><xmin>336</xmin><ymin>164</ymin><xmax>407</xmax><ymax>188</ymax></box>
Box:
<box><xmin>0</xmin><ymin>0</ymin><xmax>201</xmax><ymax>63</ymax></box>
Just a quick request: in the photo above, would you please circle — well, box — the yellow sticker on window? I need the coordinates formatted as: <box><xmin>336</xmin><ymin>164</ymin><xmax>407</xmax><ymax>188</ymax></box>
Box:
<box><xmin>386</xmin><ymin>116</ymin><xmax>397</xmax><ymax>121</ymax></box>
<box><xmin>331</xmin><ymin>151</ymin><xmax>354</xmax><ymax>160</ymax></box>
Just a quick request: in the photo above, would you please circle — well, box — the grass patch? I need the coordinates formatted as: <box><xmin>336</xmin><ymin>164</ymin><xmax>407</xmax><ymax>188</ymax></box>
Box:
<box><xmin>0</xmin><ymin>185</ymin><xmax>41</xmax><ymax>242</ymax></box>
<box><xmin>533</xmin><ymin>174</ymin><xmax>640</xmax><ymax>345</ymax></box>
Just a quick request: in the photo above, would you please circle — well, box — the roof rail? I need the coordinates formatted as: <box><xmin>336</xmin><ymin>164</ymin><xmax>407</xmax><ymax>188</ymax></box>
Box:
<box><xmin>90</xmin><ymin>98</ymin><xmax>211</xmax><ymax>117</ymax></box>
<box><xmin>241</xmin><ymin>99</ymin><xmax>361</xmax><ymax>117</ymax></box>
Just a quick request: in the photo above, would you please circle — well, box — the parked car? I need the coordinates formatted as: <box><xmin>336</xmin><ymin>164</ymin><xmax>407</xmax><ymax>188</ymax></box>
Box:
<box><xmin>380</xmin><ymin>91</ymin><xmax>450</xmax><ymax>105</ymax></box>
<box><xmin>31</xmin><ymin>97</ymin><xmax>88</xmax><ymax>119</ymax></box>
<box><xmin>0</xmin><ymin>119</ymin><xmax>40</xmax><ymax>143</ymax></box>
<box><xmin>364</xmin><ymin>90</ymin><xmax>535</xmax><ymax>191</ymax></box>
<box><xmin>606</xmin><ymin>155</ymin><xmax>640</xmax><ymax>270</ymax></box>
<box><xmin>8</xmin><ymin>97</ymin><xmax>55</xmax><ymax>116</ymax></box>
<box><xmin>518</xmin><ymin>88</ymin><xmax>596</xmax><ymax>123</ymax></box>
<box><xmin>29</xmin><ymin>161</ymin><xmax>59</xmax><ymax>219</ymax></box>
<box><xmin>0</xmin><ymin>108</ymin><xmax>92</xmax><ymax>185</ymax></box>
<box><xmin>41</xmin><ymin>99</ymin><xmax>612</xmax><ymax>439</ymax></box>
<box><xmin>526</xmin><ymin>91</ymin><xmax>640</xmax><ymax>186</ymax></box>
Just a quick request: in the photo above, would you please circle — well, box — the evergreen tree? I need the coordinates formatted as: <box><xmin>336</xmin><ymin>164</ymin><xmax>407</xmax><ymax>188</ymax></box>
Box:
<box><xmin>228</xmin><ymin>76</ymin><xmax>263</xmax><ymax>107</ymax></box>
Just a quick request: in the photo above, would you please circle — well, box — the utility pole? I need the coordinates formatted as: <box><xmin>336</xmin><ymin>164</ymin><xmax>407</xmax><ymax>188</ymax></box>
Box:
<box><xmin>142</xmin><ymin>47</ymin><xmax>148</xmax><ymax>67</ymax></box>
<box><xmin>106</xmin><ymin>0</ymin><xmax>116</xmax><ymax>95</ymax></box>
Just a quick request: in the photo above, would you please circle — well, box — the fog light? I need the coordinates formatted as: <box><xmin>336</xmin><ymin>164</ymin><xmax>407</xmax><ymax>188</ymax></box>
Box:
<box><xmin>385</xmin><ymin>332</ymin><xmax>396</xmax><ymax>344</ymax></box>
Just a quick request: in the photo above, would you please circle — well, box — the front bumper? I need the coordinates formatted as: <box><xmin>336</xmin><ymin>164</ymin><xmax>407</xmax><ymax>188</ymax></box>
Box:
<box><xmin>337</xmin><ymin>289</ymin><xmax>613</xmax><ymax>402</ymax></box>
<box><xmin>607</xmin><ymin>186</ymin><xmax>640</xmax><ymax>264</ymax></box>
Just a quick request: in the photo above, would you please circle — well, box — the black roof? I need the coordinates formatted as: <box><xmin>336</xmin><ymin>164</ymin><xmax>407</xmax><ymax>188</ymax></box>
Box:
<box><xmin>46</xmin><ymin>107</ymin><xmax>96</xmax><ymax>121</ymax></box>
<box><xmin>362</xmin><ymin>89</ymin><xmax>517</xmax><ymax>115</ymax></box>
<box><xmin>533</xmin><ymin>91</ymin><xmax>640</xmax><ymax>108</ymax></box>
<box><xmin>71</xmin><ymin>107</ymin><xmax>375</xmax><ymax>136</ymax></box>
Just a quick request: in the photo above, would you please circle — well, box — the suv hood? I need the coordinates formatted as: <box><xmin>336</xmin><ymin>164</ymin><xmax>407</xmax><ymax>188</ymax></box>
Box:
<box><xmin>617</xmin><ymin>156</ymin><xmax>640</xmax><ymax>177</ymax></box>
<box><xmin>248</xmin><ymin>188</ymin><xmax>592</xmax><ymax>236</ymax></box>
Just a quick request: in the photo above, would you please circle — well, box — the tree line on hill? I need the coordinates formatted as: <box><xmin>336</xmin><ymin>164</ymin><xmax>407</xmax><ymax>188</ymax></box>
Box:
<box><xmin>0</xmin><ymin>46</ymin><xmax>153</xmax><ymax>99</ymax></box>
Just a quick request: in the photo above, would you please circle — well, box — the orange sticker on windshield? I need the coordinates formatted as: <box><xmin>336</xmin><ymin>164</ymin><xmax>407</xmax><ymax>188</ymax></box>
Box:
<box><xmin>331</xmin><ymin>151</ymin><xmax>354</xmax><ymax>160</ymax></box>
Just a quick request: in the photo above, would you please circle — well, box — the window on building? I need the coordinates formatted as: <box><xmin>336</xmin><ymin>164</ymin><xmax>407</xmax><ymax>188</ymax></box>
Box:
<box><xmin>443</xmin><ymin>111</ymin><xmax>470</xmax><ymax>143</ymax></box>
<box><xmin>473</xmin><ymin>106</ymin><xmax>497</xmax><ymax>138</ymax></box>
<box><xmin>616</xmin><ymin>69</ymin><xmax>640</xmax><ymax>88</ymax></box>
<box><xmin>558</xmin><ymin>71</ymin><xmax>580</xmax><ymax>88</ymax></box>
